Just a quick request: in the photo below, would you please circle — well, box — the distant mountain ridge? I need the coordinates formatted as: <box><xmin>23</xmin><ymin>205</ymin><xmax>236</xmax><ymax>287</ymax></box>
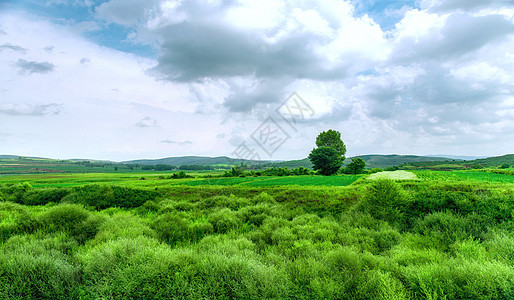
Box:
<box><xmin>122</xmin><ymin>154</ymin><xmax>461</xmax><ymax>169</ymax></box>
<box><xmin>266</xmin><ymin>154</ymin><xmax>457</xmax><ymax>169</ymax></box>
<box><xmin>121</xmin><ymin>156</ymin><xmax>276</xmax><ymax>166</ymax></box>
<box><xmin>3</xmin><ymin>154</ymin><xmax>512</xmax><ymax>171</ymax></box>
<box><xmin>462</xmin><ymin>154</ymin><xmax>514</xmax><ymax>167</ymax></box>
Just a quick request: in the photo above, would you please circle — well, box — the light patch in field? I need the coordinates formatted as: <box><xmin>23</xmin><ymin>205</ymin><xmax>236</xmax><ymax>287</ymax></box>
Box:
<box><xmin>367</xmin><ymin>170</ymin><xmax>418</xmax><ymax>180</ymax></box>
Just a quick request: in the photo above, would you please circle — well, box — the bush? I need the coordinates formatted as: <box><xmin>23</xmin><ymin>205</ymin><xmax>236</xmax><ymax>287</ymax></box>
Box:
<box><xmin>358</xmin><ymin>179</ymin><xmax>407</xmax><ymax>225</ymax></box>
<box><xmin>0</xmin><ymin>202</ymin><xmax>41</xmax><ymax>241</ymax></box>
<box><xmin>92</xmin><ymin>212</ymin><xmax>155</xmax><ymax>245</ymax></box>
<box><xmin>207</xmin><ymin>208</ymin><xmax>243</xmax><ymax>233</ymax></box>
<box><xmin>21</xmin><ymin>188</ymin><xmax>70</xmax><ymax>206</ymax></box>
<box><xmin>413</xmin><ymin>211</ymin><xmax>486</xmax><ymax>250</ymax></box>
<box><xmin>0</xmin><ymin>234</ymin><xmax>80</xmax><ymax>299</ymax></box>
<box><xmin>151</xmin><ymin>212</ymin><xmax>190</xmax><ymax>244</ymax></box>
<box><xmin>39</xmin><ymin>204</ymin><xmax>104</xmax><ymax>244</ymax></box>
<box><xmin>403</xmin><ymin>258</ymin><xmax>514</xmax><ymax>299</ymax></box>
<box><xmin>62</xmin><ymin>185</ymin><xmax>159</xmax><ymax>209</ymax></box>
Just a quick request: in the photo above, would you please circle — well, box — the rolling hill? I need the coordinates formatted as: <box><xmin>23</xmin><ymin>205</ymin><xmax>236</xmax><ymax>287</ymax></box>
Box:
<box><xmin>458</xmin><ymin>154</ymin><xmax>514</xmax><ymax>167</ymax></box>
<box><xmin>122</xmin><ymin>156</ymin><xmax>275</xmax><ymax>166</ymax></box>
<box><xmin>265</xmin><ymin>154</ymin><xmax>457</xmax><ymax>169</ymax></box>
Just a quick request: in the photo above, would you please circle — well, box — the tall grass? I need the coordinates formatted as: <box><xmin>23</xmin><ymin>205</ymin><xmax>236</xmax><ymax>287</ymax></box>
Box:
<box><xmin>0</xmin><ymin>177</ymin><xmax>512</xmax><ymax>299</ymax></box>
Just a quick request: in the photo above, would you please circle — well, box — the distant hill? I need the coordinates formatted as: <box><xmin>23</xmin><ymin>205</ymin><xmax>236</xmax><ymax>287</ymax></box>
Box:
<box><xmin>460</xmin><ymin>154</ymin><xmax>514</xmax><ymax>167</ymax></box>
<box><xmin>122</xmin><ymin>156</ymin><xmax>275</xmax><ymax>166</ymax></box>
<box><xmin>354</xmin><ymin>154</ymin><xmax>456</xmax><ymax>168</ymax></box>
<box><xmin>267</xmin><ymin>154</ymin><xmax>455</xmax><ymax>169</ymax></box>
<box><xmin>123</xmin><ymin>154</ymin><xmax>460</xmax><ymax>169</ymax></box>
<box><xmin>0</xmin><ymin>155</ymin><xmax>19</xmax><ymax>159</ymax></box>
<box><xmin>267</xmin><ymin>158</ymin><xmax>313</xmax><ymax>169</ymax></box>
<box><xmin>427</xmin><ymin>155</ymin><xmax>487</xmax><ymax>160</ymax></box>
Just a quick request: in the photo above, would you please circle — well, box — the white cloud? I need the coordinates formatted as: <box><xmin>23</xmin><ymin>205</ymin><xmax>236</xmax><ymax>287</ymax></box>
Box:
<box><xmin>1</xmin><ymin>1</ymin><xmax>513</xmax><ymax>160</ymax></box>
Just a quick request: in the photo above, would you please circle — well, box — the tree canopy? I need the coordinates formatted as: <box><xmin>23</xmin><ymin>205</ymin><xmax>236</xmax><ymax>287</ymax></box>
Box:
<box><xmin>315</xmin><ymin>129</ymin><xmax>346</xmax><ymax>159</ymax></box>
<box><xmin>345</xmin><ymin>157</ymin><xmax>366</xmax><ymax>175</ymax></box>
<box><xmin>308</xmin><ymin>146</ymin><xmax>343</xmax><ymax>176</ymax></box>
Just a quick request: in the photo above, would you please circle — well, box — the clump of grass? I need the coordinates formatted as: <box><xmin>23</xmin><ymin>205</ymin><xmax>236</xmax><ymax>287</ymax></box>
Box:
<box><xmin>0</xmin><ymin>233</ymin><xmax>81</xmax><ymax>299</ymax></box>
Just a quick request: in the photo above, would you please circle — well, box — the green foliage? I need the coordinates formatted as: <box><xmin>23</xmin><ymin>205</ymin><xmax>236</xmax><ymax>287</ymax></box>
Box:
<box><xmin>39</xmin><ymin>204</ymin><xmax>105</xmax><ymax>244</ymax></box>
<box><xmin>309</xmin><ymin>146</ymin><xmax>344</xmax><ymax>175</ymax></box>
<box><xmin>61</xmin><ymin>184</ymin><xmax>159</xmax><ymax>209</ymax></box>
<box><xmin>345</xmin><ymin>157</ymin><xmax>366</xmax><ymax>174</ymax></box>
<box><xmin>172</xmin><ymin>170</ymin><xmax>193</xmax><ymax>178</ymax></box>
<box><xmin>0</xmin><ymin>173</ymin><xmax>512</xmax><ymax>299</ymax></box>
<box><xmin>315</xmin><ymin>129</ymin><xmax>346</xmax><ymax>159</ymax></box>
<box><xmin>358</xmin><ymin>179</ymin><xmax>408</xmax><ymax>225</ymax></box>
<box><xmin>0</xmin><ymin>233</ymin><xmax>81</xmax><ymax>299</ymax></box>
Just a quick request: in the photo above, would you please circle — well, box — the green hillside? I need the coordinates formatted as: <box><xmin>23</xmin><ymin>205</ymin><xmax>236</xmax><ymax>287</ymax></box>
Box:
<box><xmin>355</xmin><ymin>154</ymin><xmax>455</xmax><ymax>168</ymax></box>
<box><xmin>461</xmin><ymin>154</ymin><xmax>514</xmax><ymax>167</ymax></box>
<box><xmin>122</xmin><ymin>156</ymin><xmax>274</xmax><ymax>166</ymax></box>
<box><xmin>267</xmin><ymin>154</ymin><xmax>454</xmax><ymax>169</ymax></box>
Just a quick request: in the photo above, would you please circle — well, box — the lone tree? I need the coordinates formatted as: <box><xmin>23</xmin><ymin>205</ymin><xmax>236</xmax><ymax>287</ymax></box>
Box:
<box><xmin>309</xmin><ymin>130</ymin><xmax>346</xmax><ymax>175</ymax></box>
<box><xmin>345</xmin><ymin>157</ymin><xmax>366</xmax><ymax>174</ymax></box>
<box><xmin>316</xmin><ymin>129</ymin><xmax>346</xmax><ymax>159</ymax></box>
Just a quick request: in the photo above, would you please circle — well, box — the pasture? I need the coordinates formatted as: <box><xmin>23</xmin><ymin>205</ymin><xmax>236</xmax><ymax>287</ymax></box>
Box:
<box><xmin>0</xmin><ymin>168</ymin><xmax>513</xmax><ymax>299</ymax></box>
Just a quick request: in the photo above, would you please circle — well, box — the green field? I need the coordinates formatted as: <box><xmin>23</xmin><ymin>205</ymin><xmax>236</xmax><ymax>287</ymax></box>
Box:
<box><xmin>180</xmin><ymin>175</ymin><xmax>362</xmax><ymax>187</ymax></box>
<box><xmin>0</xmin><ymin>169</ymin><xmax>513</xmax><ymax>299</ymax></box>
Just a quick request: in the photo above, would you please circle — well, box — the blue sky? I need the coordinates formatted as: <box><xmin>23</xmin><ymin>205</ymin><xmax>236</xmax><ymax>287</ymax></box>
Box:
<box><xmin>1</xmin><ymin>0</ymin><xmax>513</xmax><ymax>161</ymax></box>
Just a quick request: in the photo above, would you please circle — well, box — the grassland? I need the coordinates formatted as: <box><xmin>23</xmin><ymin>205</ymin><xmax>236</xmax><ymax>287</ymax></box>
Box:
<box><xmin>367</xmin><ymin>170</ymin><xmax>418</xmax><ymax>180</ymax></box>
<box><xmin>0</xmin><ymin>168</ymin><xmax>513</xmax><ymax>299</ymax></box>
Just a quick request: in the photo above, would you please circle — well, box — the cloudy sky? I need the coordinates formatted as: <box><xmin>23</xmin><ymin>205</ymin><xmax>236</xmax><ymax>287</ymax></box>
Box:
<box><xmin>1</xmin><ymin>0</ymin><xmax>513</xmax><ymax>161</ymax></box>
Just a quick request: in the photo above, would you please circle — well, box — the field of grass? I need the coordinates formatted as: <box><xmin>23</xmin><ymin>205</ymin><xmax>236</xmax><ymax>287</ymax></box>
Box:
<box><xmin>181</xmin><ymin>175</ymin><xmax>362</xmax><ymax>187</ymax></box>
<box><xmin>414</xmin><ymin>170</ymin><xmax>514</xmax><ymax>184</ymax></box>
<box><xmin>0</xmin><ymin>168</ymin><xmax>513</xmax><ymax>299</ymax></box>
<box><xmin>367</xmin><ymin>170</ymin><xmax>418</xmax><ymax>180</ymax></box>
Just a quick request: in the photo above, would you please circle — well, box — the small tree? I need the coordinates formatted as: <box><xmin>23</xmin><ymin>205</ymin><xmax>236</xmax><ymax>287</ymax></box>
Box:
<box><xmin>316</xmin><ymin>129</ymin><xmax>346</xmax><ymax>159</ymax></box>
<box><xmin>308</xmin><ymin>146</ymin><xmax>343</xmax><ymax>175</ymax></box>
<box><xmin>309</xmin><ymin>129</ymin><xmax>346</xmax><ymax>175</ymax></box>
<box><xmin>345</xmin><ymin>157</ymin><xmax>366</xmax><ymax>174</ymax></box>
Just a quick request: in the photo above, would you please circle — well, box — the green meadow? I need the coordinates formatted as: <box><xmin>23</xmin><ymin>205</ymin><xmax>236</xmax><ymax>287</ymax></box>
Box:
<box><xmin>0</xmin><ymin>168</ymin><xmax>513</xmax><ymax>299</ymax></box>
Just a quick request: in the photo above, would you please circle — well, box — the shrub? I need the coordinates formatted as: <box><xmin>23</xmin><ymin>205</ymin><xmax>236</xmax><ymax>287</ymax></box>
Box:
<box><xmin>0</xmin><ymin>202</ymin><xmax>41</xmax><ymax>241</ymax></box>
<box><xmin>92</xmin><ymin>212</ymin><xmax>154</xmax><ymax>245</ymax></box>
<box><xmin>403</xmin><ymin>258</ymin><xmax>514</xmax><ymax>299</ymax></box>
<box><xmin>207</xmin><ymin>208</ymin><xmax>243</xmax><ymax>234</ymax></box>
<box><xmin>21</xmin><ymin>188</ymin><xmax>70</xmax><ymax>206</ymax></box>
<box><xmin>151</xmin><ymin>212</ymin><xmax>190</xmax><ymax>244</ymax></box>
<box><xmin>0</xmin><ymin>234</ymin><xmax>80</xmax><ymax>299</ymax></box>
<box><xmin>62</xmin><ymin>185</ymin><xmax>159</xmax><ymax>209</ymax></box>
<box><xmin>413</xmin><ymin>211</ymin><xmax>475</xmax><ymax>249</ymax></box>
<box><xmin>39</xmin><ymin>204</ymin><xmax>104</xmax><ymax>244</ymax></box>
<box><xmin>359</xmin><ymin>179</ymin><xmax>407</xmax><ymax>225</ymax></box>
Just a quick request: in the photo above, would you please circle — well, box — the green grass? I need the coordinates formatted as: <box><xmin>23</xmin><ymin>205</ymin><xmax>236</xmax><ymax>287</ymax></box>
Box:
<box><xmin>0</xmin><ymin>176</ymin><xmax>513</xmax><ymax>299</ymax></box>
<box><xmin>180</xmin><ymin>175</ymin><xmax>362</xmax><ymax>187</ymax></box>
<box><xmin>414</xmin><ymin>170</ymin><xmax>514</xmax><ymax>184</ymax></box>
<box><xmin>367</xmin><ymin>171</ymin><xmax>418</xmax><ymax>180</ymax></box>
<box><xmin>0</xmin><ymin>173</ymin><xmax>363</xmax><ymax>188</ymax></box>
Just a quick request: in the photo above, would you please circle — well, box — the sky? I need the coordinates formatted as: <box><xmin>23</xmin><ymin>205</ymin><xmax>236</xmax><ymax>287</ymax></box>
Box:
<box><xmin>0</xmin><ymin>0</ymin><xmax>513</xmax><ymax>161</ymax></box>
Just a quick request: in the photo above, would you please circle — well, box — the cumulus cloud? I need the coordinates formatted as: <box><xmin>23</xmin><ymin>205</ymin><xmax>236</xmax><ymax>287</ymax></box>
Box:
<box><xmin>135</xmin><ymin>116</ymin><xmax>158</xmax><ymax>127</ymax></box>
<box><xmin>421</xmin><ymin>0</ymin><xmax>514</xmax><ymax>12</ymax></box>
<box><xmin>2</xmin><ymin>1</ymin><xmax>514</xmax><ymax>159</ymax></box>
<box><xmin>391</xmin><ymin>13</ymin><xmax>514</xmax><ymax>62</ymax></box>
<box><xmin>0</xmin><ymin>103</ymin><xmax>62</xmax><ymax>116</ymax></box>
<box><xmin>0</xmin><ymin>43</ymin><xmax>27</xmax><ymax>54</ymax></box>
<box><xmin>96</xmin><ymin>0</ymin><xmax>160</xmax><ymax>26</ymax></box>
<box><xmin>15</xmin><ymin>59</ymin><xmax>55</xmax><ymax>74</ymax></box>
<box><xmin>97</xmin><ymin>0</ymin><xmax>388</xmax><ymax>112</ymax></box>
